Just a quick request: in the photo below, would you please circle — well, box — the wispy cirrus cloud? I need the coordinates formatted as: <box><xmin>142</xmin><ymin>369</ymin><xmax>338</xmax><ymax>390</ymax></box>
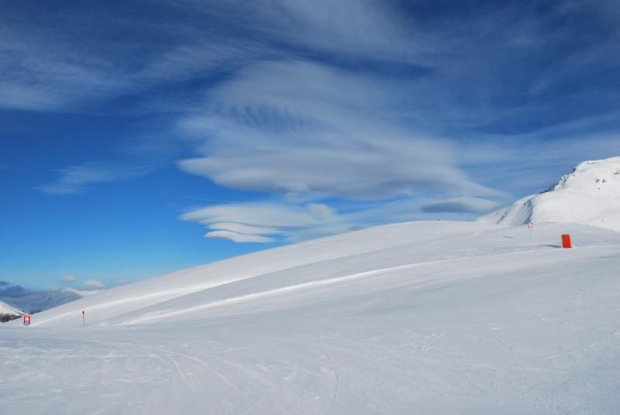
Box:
<box><xmin>0</xmin><ymin>17</ymin><xmax>129</xmax><ymax>111</ymax></box>
<box><xmin>4</xmin><ymin>0</ymin><xmax>620</xmax><ymax>242</ymax></box>
<box><xmin>3</xmin><ymin>0</ymin><xmax>618</xmax><ymax>122</ymax></box>
<box><xmin>38</xmin><ymin>162</ymin><xmax>154</xmax><ymax>195</ymax></box>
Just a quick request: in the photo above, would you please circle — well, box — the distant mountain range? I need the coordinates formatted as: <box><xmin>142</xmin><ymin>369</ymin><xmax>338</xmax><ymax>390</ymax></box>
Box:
<box><xmin>0</xmin><ymin>281</ymin><xmax>101</xmax><ymax>315</ymax></box>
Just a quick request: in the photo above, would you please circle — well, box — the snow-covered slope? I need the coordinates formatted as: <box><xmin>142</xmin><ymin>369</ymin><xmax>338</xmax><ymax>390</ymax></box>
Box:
<box><xmin>480</xmin><ymin>157</ymin><xmax>620</xmax><ymax>230</ymax></box>
<box><xmin>0</xmin><ymin>300</ymin><xmax>23</xmax><ymax>317</ymax></box>
<box><xmin>2</xmin><ymin>220</ymin><xmax>620</xmax><ymax>415</ymax></box>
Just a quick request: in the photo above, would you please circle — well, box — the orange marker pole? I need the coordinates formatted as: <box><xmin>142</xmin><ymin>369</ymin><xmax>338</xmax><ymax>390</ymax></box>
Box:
<box><xmin>561</xmin><ymin>234</ymin><xmax>572</xmax><ymax>249</ymax></box>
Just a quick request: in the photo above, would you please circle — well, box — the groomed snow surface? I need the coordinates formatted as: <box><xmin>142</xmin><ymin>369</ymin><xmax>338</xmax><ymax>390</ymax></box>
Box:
<box><xmin>2</xmin><ymin>220</ymin><xmax>620</xmax><ymax>415</ymax></box>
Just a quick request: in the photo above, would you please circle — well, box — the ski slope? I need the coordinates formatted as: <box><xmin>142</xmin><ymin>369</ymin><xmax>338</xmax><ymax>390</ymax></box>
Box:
<box><xmin>2</xmin><ymin>220</ymin><xmax>620</xmax><ymax>415</ymax></box>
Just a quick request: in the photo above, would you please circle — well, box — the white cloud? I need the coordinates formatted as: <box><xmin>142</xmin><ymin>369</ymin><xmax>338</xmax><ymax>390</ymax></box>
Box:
<box><xmin>181</xmin><ymin>202</ymin><xmax>333</xmax><ymax>228</ymax></box>
<box><xmin>61</xmin><ymin>275</ymin><xmax>76</xmax><ymax>283</ymax></box>
<box><xmin>173</xmin><ymin>58</ymin><xmax>518</xmax><ymax>243</ymax></box>
<box><xmin>264</xmin><ymin>0</ymin><xmax>428</xmax><ymax>61</ymax></box>
<box><xmin>209</xmin><ymin>223</ymin><xmax>279</xmax><ymax>235</ymax></box>
<box><xmin>181</xmin><ymin>201</ymin><xmax>352</xmax><ymax>243</ymax></box>
<box><xmin>180</xmin><ymin>195</ymin><xmax>505</xmax><ymax>243</ymax></box>
<box><xmin>205</xmin><ymin>231</ymin><xmax>275</xmax><ymax>243</ymax></box>
<box><xmin>83</xmin><ymin>279</ymin><xmax>105</xmax><ymax>288</ymax></box>
<box><xmin>178</xmin><ymin>60</ymin><xmax>499</xmax><ymax>200</ymax></box>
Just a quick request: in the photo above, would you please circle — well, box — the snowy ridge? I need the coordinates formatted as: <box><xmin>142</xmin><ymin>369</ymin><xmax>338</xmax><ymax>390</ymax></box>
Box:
<box><xmin>479</xmin><ymin>157</ymin><xmax>620</xmax><ymax>230</ymax></box>
<box><xmin>0</xmin><ymin>300</ymin><xmax>23</xmax><ymax>317</ymax></box>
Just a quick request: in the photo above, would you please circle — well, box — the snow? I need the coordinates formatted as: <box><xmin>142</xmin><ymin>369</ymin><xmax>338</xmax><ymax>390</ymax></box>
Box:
<box><xmin>2</xmin><ymin>219</ymin><xmax>620</xmax><ymax>414</ymax></box>
<box><xmin>0</xmin><ymin>300</ymin><xmax>23</xmax><ymax>317</ymax></box>
<box><xmin>61</xmin><ymin>287</ymin><xmax>103</xmax><ymax>297</ymax></box>
<box><xmin>480</xmin><ymin>157</ymin><xmax>620</xmax><ymax>231</ymax></box>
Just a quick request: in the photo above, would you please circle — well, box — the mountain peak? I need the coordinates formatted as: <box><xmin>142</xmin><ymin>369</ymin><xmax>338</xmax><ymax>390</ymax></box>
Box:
<box><xmin>480</xmin><ymin>157</ymin><xmax>620</xmax><ymax>231</ymax></box>
<box><xmin>550</xmin><ymin>157</ymin><xmax>620</xmax><ymax>194</ymax></box>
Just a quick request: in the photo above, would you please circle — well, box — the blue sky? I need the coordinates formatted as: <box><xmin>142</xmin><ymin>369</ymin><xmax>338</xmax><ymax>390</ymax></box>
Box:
<box><xmin>1</xmin><ymin>0</ymin><xmax>620</xmax><ymax>289</ymax></box>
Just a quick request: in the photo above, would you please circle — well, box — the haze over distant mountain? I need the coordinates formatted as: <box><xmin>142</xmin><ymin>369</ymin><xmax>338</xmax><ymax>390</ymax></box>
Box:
<box><xmin>0</xmin><ymin>282</ymin><xmax>101</xmax><ymax>314</ymax></box>
<box><xmin>479</xmin><ymin>157</ymin><xmax>620</xmax><ymax>231</ymax></box>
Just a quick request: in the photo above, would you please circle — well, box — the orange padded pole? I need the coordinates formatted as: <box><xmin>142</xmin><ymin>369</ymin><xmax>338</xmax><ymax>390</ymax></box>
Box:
<box><xmin>561</xmin><ymin>234</ymin><xmax>572</xmax><ymax>249</ymax></box>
